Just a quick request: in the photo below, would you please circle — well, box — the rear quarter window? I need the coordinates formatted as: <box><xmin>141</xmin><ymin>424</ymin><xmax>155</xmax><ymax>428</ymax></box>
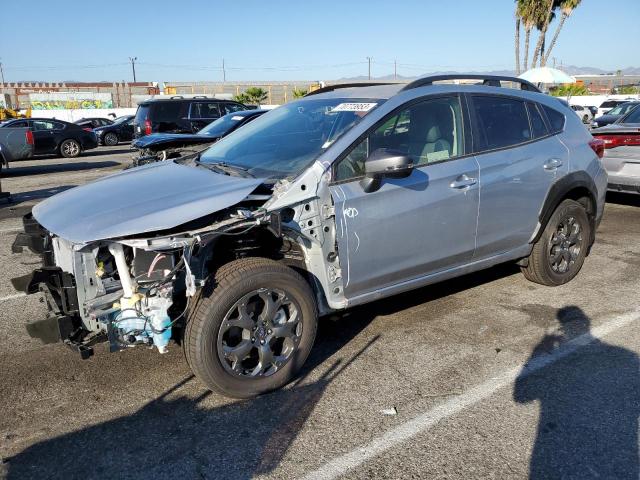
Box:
<box><xmin>542</xmin><ymin>105</ymin><xmax>565</xmax><ymax>133</ymax></box>
<box><xmin>527</xmin><ymin>103</ymin><xmax>549</xmax><ymax>138</ymax></box>
<box><xmin>134</xmin><ymin>104</ymin><xmax>150</xmax><ymax>124</ymax></box>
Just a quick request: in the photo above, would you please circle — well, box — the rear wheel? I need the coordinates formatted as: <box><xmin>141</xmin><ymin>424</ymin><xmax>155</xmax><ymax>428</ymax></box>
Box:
<box><xmin>184</xmin><ymin>258</ymin><xmax>318</xmax><ymax>398</ymax></box>
<box><xmin>582</xmin><ymin>114</ymin><xmax>589</xmax><ymax>123</ymax></box>
<box><xmin>103</xmin><ymin>132</ymin><xmax>119</xmax><ymax>146</ymax></box>
<box><xmin>59</xmin><ymin>139</ymin><xmax>81</xmax><ymax>158</ymax></box>
<box><xmin>521</xmin><ymin>199</ymin><xmax>591</xmax><ymax>286</ymax></box>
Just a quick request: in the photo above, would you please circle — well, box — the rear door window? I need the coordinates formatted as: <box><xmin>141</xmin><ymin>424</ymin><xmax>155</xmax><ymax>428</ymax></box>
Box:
<box><xmin>527</xmin><ymin>103</ymin><xmax>549</xmax><ymax>138</ymax></box>
<box><xmin>472</xmin><ymin>95</ymin><xmax>531</xmax><ymax>151</ymax></box>
<box><xmin>190</xmin><ymin>102</ymin><xmax>220</xmax><ymax>119</ymax></box>
<box><xmin>32</xmin><ymin>120</ymin><xmax>57</xmax><ymax>131</ymax></box>
<box><xmin>151</xmin><ymin>102</ymin><xmax>186</xmax><ymax>122</ymax></box>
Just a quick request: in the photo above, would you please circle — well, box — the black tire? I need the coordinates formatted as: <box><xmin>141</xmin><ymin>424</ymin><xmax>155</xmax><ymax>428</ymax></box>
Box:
<box><xmin>582</xmin><ymin>115</ymin><xmax>589</xmax><ymax>123</ymax></box>
<box><xmin>103</xmin><ymin>132</ymin><xmax>119</xmax><ymax>146</ymax></box>
<box><xmin>59</xmin><ymin>139</ymin><xmax>81</xmax><ymax>158</ymax></box>
<box><xmin>521</xmin><ymin>199</ymin><xmax>591</xmax><ymax>286</ymax></box>
<box><xmin>184</xmin><ymin>257</ymin><xmax>318</xmax><ymax>398</ymax></box>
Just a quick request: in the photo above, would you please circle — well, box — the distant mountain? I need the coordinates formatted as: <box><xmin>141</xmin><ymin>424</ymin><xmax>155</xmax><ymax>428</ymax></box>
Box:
<box><xmin>336</xmin><ymin>66</ymin><xmax>640</xmax><ymax>83</ymax></box>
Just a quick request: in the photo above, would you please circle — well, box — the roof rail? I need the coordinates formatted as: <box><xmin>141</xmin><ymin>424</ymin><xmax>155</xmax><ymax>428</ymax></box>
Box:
<box><xmin>400</xmin><ymin>75</ymin><xmax>541</xmax><ymax>93</ymax></box>
<box><xmin>304</xmin><ymin>82</ymin><xmax>399</xmax><ymax>97</ymax></box>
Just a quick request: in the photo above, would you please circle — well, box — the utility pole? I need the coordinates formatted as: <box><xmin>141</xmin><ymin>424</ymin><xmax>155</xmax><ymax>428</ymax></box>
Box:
<box><xmin>222</xmin><ymin>58</ymin><xmax>226</xmax><ymax>82</ymax></box>
<box><xmin>394</xmin><ymin>59</ymin><xmax>397</xmax><ymax>80</ymax></box>
<box><xmin>366</xmin><ymin>56</ymin><xmax>372</xmax><ymax>80</ymax></box>
<box><xmin>0</xmin><ymin>61</ymin><xmax>5</xmax><ymax>86</ymax></box>
<box><xmin>129</xmin><ymin>57</ymin><xmax>137</xmax><ymax>83</ymax></box>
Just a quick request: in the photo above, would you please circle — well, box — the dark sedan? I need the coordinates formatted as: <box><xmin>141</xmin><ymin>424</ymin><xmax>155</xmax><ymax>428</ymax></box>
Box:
<box><xmin>0</xmin><ymin>118</ymin><xmax>98</xmax><ymax>158</ymax></box>
<box><xmin>591</xmin><ymin>101</ymin><xmax>640</xmax><ymax>128</ymax></box>
<box><xmin>93</xmin><ymin>115</ymin><xmax>135</xmax><ymax>146</ymax></box>
<box><xmin>131</xmin><ymin>109</ymin><xmax>267</xmax><ymax>166</ymax></box>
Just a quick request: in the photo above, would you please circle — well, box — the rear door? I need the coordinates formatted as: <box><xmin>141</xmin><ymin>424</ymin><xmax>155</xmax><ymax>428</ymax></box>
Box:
<box><xmin>469</xmin><ymin>95</ymin><xmax>569</xmax><ymax>258</ymax></box>
<box><xmin>30</xmin><ymin>120</ymin><xmax>59</xmax><ymax>154</ymax></box>
<box><xmin>330</xmin><ymin>95</ymin><xmax>479</xmax><ymax>299</ymax></box>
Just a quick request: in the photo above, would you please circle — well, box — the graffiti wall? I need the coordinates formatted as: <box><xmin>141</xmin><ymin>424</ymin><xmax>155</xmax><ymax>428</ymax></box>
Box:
<box><xmin>28</xmin><ymin>92</ymin><xmax>113</xmax><ymax>110</ymax></box>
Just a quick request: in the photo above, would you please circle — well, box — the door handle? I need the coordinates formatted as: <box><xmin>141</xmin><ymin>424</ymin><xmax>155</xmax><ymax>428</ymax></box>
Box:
<box><xmin>544</xmin><ymin>158</ymin><xmax>563</xmax><ymax>171</ymax></box>
<box><xmin>450</xmin><ymin>174</ymin><xmax>478</xmax><ymax>189</ymax></box>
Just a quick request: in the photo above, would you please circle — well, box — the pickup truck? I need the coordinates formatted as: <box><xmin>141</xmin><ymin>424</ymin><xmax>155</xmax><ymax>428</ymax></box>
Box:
<box><xmin>0</xmin><ymin>126</ymin><xmax>34</xmax><ymax>198</ymax></box>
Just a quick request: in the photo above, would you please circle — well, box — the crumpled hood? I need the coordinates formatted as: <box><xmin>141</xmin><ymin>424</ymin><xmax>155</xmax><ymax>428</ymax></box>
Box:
<box><xmin>33</xmin><ymin>160</ymin><xmax>264</xmax><ymax>243</ymax></box>
<box><xmin>133</xmin><ymin>133</ymin><xmax>218</xmax><ymax>149</ymax></box>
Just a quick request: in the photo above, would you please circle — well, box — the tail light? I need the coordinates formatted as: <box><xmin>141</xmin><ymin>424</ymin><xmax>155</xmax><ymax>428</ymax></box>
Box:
<box><xmin>25</xmin><ymin>129</ymin><xmax>34</xmax><ymax>145</ymax></box>
<box><xmin>144</xmin><ymin>119</ymin><xmax>152</xmax><ymax>135</ymax></box>
<box><xmin>589</xmin><ymin>139</ymin><xmax>605</xmax><ymax>159</ymax></box>
<box><xmin>83</xmin><ymin>127</ymin><xmax>92</xmax><ymax>132</ymax></box>
<box><xmin>594</xmin><ymin>134</ymin><xmax>640</xmax><ymax>150</ymax></box>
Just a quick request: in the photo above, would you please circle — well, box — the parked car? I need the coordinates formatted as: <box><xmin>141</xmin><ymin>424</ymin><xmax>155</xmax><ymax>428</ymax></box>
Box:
<box><xmin>93</xmin><ymin>115</ymin><xmax>135</xmax><ymax>146</ymax></box>
<box><xmin>591</xmin><ymin>105</ymin><xmax>640</xmax><ymax>193</ymax></box>
<box><xmin>0</xmin><ymin>118</ymin><xmax>98</xmax><ymax>158</ymax></box>
<box><xmin>591</xmin><ymin>101</ymin><xmax>640</xmax><ymax>128</ymax></box>
<box><xmin>74</xmin><ymin>117</ymin><xmax>113</xmax><ymax>129</ymax></box>
<box><xmin>570</xmin><ymin>104</ymin><xmax>592</xmax><ymax>123</ymax></box>
<box><xmin>132</xmin><ymin>97</ymin><xmax>248</xmax><ymax>139</ymax></box>
<box><xmin>132</xmin><ymin>109</ymin><xmax>267</xmax><ymax>166</ymax></box>
<box><xmin>11</xmin><ymin>75</ymin><xmax>606</xmax><ymax>398</ymax></box>
<box><xmin>596</xmin><ymin>99</ymin><xmax>630</xmax><ymax>118</ymax></box>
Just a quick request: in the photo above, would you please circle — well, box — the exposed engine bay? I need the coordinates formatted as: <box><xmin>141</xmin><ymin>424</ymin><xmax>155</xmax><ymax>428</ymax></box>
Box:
<box><xmin>11</xmin><ymin>167</ymin><xmax>346</xmax><ymax>358</ymax></box>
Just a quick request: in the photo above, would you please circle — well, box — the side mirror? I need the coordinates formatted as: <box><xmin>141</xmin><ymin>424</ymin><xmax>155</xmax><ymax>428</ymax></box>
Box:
<box><xmin>360</xmin><ymin>148</ymin><xmax>414</xmax><ymax>193</ymax></box>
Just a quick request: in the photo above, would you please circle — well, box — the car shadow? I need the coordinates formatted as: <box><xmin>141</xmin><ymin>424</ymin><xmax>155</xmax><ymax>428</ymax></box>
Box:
<box><xmin>606</xmin><ymin>191</ymin><xmax>640</xmax><ymax>208</ymax></box>
<box><xmin>31</xmin><ymin>147</ymin><xmax>133</xmax><ymax>160</ymax></box>
<box><xmin>0</xmin><ymin>185</ymin><xmax>76</xmax><ymax>209</ymax></box>
<box><xmin>514</xmin><ymin>306</ymin><xmax>640</xmax><ymax>479</ymax></box>
<box><xmin>2</xmin><ymin>161</ymin><xmax>121</xmax><ymax>177</ymax></box>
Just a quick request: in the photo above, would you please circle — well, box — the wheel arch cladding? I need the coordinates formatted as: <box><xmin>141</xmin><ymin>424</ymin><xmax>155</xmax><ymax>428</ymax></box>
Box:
<box><xmin>536</xmin><ymin>171</ymin><xmax>598</xmax><ymax>248</ymax></box>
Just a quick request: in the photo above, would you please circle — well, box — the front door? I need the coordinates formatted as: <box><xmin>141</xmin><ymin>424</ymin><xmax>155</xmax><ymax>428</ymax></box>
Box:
<box><xmin>329</xmin><ymin>95</ymin><xmax>479</xmax><ymax>300</ymax></box>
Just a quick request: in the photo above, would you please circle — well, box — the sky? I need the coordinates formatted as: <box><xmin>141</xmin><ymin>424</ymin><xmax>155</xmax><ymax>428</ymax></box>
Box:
<box><xmin>1</xmin><ymin>0</ymin><xmax>638</xmax><ymax>83</ymax></box>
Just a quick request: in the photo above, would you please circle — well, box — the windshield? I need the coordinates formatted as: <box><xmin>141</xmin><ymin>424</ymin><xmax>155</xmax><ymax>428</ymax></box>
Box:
<box><xmin>198</xmin><ymin>97</ymin><xmax>383</xmax><ymax>179</ymax></box>
<box><xmin>197</xmin><ymin>113</ymin><xmax>248</xmax><ymax>137</ymax></box>
<box><xmin>621</xmin><ymin>106</ymin><xmax>640</xmax><ymax>124</ymax></box>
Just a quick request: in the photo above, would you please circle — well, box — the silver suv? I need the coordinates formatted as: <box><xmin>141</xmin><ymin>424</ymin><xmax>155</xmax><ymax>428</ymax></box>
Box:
<box><xmin>12</xmin><ymin>75</ymin><xmax>608</xmax><ymax>398</ymax></box>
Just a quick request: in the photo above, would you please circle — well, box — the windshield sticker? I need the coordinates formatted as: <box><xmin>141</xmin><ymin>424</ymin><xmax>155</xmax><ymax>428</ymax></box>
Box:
<box><xmin>331</xmin><ymin>103</ymin><xmax>378</xmax><ymax>113</ymax></box>
<box><xmin>231</xmin><ymin>116</ymin><xmax>244</xmax><ymax>121</ymax></box>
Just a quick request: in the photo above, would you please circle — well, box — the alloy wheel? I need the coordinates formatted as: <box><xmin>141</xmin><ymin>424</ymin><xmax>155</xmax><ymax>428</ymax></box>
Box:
<box><xmin>217</xmin><ymin>288</ymin><xmax>302</xmax><ymax>378</ymax></box>
<box><xmin>63</xmin><ymin>141</ymin><xmax>80</xmax><ymax>156</ymax></box>
<box><xmin>548</xmin><ymin>215</ymin><xmax>584</xmax><ymax>274</ymax></box>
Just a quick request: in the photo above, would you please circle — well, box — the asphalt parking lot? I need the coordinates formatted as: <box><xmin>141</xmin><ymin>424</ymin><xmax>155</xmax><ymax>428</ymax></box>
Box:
<box><xmin>1</xmin><ymin>146</ymin><xmax>640</xmax><ymax>479</ymax></box>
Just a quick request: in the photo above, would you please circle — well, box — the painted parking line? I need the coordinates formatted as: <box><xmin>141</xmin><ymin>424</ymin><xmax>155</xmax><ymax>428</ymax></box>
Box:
<box><xmin>303</xmin><ymin>308</ymin><xmax>640</xmax><ymax>480</ymax></box>
<box><xmin>0</xmin><ymin>293</ymin><xmax>26</xmax><ymax>303</ymax></box>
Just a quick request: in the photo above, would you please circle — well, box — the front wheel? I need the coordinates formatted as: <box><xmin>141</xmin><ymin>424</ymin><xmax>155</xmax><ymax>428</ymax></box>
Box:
<box><xmin>521</xmin><ymin>199</ymin><xmax>591</xmax><ymax>286</ymax></box>
<box><xmin>184</xmin><ymin>258</ymin><xmax>318</xmax><ymax>398</ymax></box>
<box><xmin>59</xmin><ymin>139</ymin><xmax>81</xmax><ymax>158</ymax></box>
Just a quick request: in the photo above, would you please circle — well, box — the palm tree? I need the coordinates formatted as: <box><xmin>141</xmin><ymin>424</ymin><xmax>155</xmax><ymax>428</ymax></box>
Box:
<box><xmin>531</xmin><ymin>0</ymin><xmax>557</xmax><ymax>68</ymax></box>
<box><xmin>517</xmin><ymin>0</ymin><xmax>536</xmax><ymax>71</ymax></box>
<box><xmin>542</xmin><ymin>0</ymin><xmax>582</xmax><ymax>66</ymax></box>
<box><xmin>292</xmin><ymin>87</ymin><xmax>308</xmax><ymax>99</ymax></box>
<box><xmin>515</xmin><ymin>7</ymin><xmax>521</xmax><ymax>74</ymax></box>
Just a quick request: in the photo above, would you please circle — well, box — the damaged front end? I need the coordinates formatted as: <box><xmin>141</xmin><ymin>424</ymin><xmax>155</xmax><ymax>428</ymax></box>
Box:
<box><xmin>11</xmin><ymin>169</ymin><xmax>345</xmax><ymax>359</ymax></box>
